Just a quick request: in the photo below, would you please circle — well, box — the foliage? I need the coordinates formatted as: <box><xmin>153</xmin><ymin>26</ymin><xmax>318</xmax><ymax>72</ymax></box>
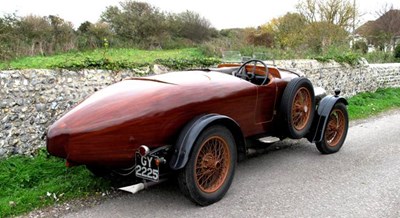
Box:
<box><xmin>244</xmin><ymin>27</ymin><xmax>275</xmax><ymax>48</ymax></box>
<box><xmin>296</xmin><ymin>0</ymin><xmax>357</xmax><ymax>30</ymax></box>
<box><xmin>313</xmin><ymin>45</ymin><xmax>361</xmax><ymax>65</ymax></box>
<box><xmin>155</xmin><ymin>57</ymin><xmax>220</xmax><ymax>70</ymax></box>
<box><xmin>168</xmin><ymin>10</ymin><xmax>215</xmax><ymax>43</ymax></box>
<box><xmin>363</xmin><ymin>50</ymin><xmax>398</xmax><ymax>63</ymax></box>
<box><xmin>77</xmin><ymin>21</ymin><xmax>114</xmax><ymax>50</ymax></box>
<box><xmin>198</xmin><ymin>28</ymin><xmax>250</xmax><ymax>57</ymax></box>
<box><xmin>348</xmin><ymin>88</ymin><xmax>400</xmax><ymax>119</ymax></box>
<box><xmin>100</xmin><ymin>1</ymin><xmax>215</xmax><ymax>49</ymax></box>
<box><xmin>0</xmin><ymin>0</ymin><xmax>397</xmax><ymax>65</ymax></box>
<box><xmin>101</xmin><ymin>1</ymin><xmax>167</xmax><ymax>47</ymax></box>
<box><xmin>0</xmin><ymin>1</ymin><xmax>215</xmax><ymax>61</ymax></box>
<box><xmin>247</xmin><ymin>11</ymin><xmax>349</xmax><ymax>53</ymax></box>
<box><xmin>0</xmin><ymin>48</ymin><xmax>217</xmax><ymax>71</ymax></box>
<box><xmin>303</xmin><ymin>21</ymin><xmax>349</xmax><ymax>53</ymax></box>
<box><xmin>394</xmin><ymin>45</ymin><xmax>400</xmax><ymax>59</ymax></box>
<box><xmin>0</xmin><ymin>149</ymin><xmax>110</xmax><ymax>217</ymax></box>
<box><xmin>0</xmin><ymin>13</ymin><xmax>20</xmax><ymax>60</ymax></box>
<box><xmin>353</xmin><ymin>41</ymin><xmax>368</xmax><ymax>54</ymax></box>
<box><xmin>267</xmin><ymin>13</ymin><xmax>307</xmax><ymax>49</ymax></box>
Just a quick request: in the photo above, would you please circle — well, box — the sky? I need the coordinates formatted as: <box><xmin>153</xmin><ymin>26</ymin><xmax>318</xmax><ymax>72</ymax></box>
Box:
<box><xmin>1</xmin><ymin>0</ymin><xmax>399</xmax><ymax>29</ymax></box>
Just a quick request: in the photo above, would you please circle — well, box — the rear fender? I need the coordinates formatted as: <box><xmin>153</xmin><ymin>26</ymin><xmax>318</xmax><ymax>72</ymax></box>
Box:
<box><xmin>169</xmin><ymin>114</ymin><xmax>245</xmax><ymax>170</ymax></box>
<box><xmin>307</xmin><ymin>95</ymin><xmax>348</xmax><ymax>143</ymax></box>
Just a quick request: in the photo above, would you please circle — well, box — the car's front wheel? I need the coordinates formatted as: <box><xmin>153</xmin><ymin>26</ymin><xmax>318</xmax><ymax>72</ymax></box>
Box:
<box><xmin>316</xmin><ymin>103</ymin><xmax>349</xmax><ymax>154</ymax></box>
<box><xmin>177</xmin><ymin>125</ymin><xmax>237</xmax><ymax>206</ymax></box>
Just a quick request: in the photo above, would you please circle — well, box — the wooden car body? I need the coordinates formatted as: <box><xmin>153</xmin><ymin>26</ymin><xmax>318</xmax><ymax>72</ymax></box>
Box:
<box><xmin>47</xmin><ymin>60</ymin><xmax>349</xmax><ymax>205</ymax></box>
<box><xmin>47</xmin><ymin>65</ymin><xmax>298</xmax><ymax>167</ymax></box>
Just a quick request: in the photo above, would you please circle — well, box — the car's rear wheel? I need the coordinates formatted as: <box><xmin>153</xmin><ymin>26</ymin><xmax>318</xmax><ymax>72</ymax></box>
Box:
<box><xmin>281</xmin><ymin>77</ymin><xmax>315</xmax><ymax>139</ymax></box>
<box><xmin>316</xmin><ymin>103</ymin><xmax>348</xmax><ymax>154</ymax></box>
<box><xmin>177</xmin><ymin>125</ymin><xmax>237</xmax><ymax>206</ymax></box>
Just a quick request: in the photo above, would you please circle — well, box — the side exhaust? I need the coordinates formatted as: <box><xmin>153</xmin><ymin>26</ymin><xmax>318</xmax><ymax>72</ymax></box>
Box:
<box><xmin>118</xmin><ymin>178</ymin><xmax>167</xmax><ymax>194</ymax></box>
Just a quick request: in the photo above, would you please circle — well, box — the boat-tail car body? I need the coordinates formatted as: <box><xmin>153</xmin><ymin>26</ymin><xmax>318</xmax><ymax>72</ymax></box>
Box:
<box><xmin>47</xmin><ymin>60</ymin><xmax>349</xmax><ymax>205</ymax></box>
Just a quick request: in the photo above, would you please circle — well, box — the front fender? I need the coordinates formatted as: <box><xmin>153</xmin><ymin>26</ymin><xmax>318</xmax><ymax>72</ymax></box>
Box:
<box><xmin>169</xmin><ymin>114</ymin><xmax>244</xmax><ymax>170</ymax></box>
<box><xmin>307</xmin><ymin>95</ymin><xmax>348</xmax><ymax>143</ymax></box>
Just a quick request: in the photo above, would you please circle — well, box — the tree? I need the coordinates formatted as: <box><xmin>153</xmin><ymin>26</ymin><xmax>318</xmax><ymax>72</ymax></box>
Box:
<box><xmin>77</xmin><ymin>21</ymin><xmax>114</xmax><ymax>49</ymax></box>
<box><xmin>168</xmin><ymin>10</ymin><xmax>213</xmax><ymax>43</ymax></box>
<box><xmin>48</xmin><ymin>15</ymin><xmax>76</xmax><ymax>52</ymax></box>
<box><xmin>265</xmin><ymin>12</ymin><xmax>307</xmax><ymax>49</ymax></box>
<box><xmin>78</xmin><ymin>21</ymin><xmax>92</xmax><ymax>33</ymax></box>
<box><xmin>303</xmin><ymin>21</ymin><xmax>348</xmax><ymax>53</ymax></box>
<box><xmin>17</xmin><ymin>15</ymin><xmax>52</xmax><ymax>55</ymax></box>
<box><xmin>0</xmin><ymin>13</ymin><xmax>19</xmax><ymax>60</ymax></box>
<box><xmin>296</xmin><ymin>0</ymin><xmax>356</xmax><ymax>30</ymax></box>
<box><xmin>245</xmin><ymin>27</ymin><xmax>275</xmax><ymax>48</ymax></box>
<box><xmin>101</xmin><ymin>1</ymin><xmax>167</xmax><ymax>47</ymax></box>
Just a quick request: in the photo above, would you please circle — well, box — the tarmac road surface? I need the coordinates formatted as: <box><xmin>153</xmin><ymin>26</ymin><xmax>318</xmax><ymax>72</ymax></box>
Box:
<box><xmin>56</xmin><ymin>110</ymin><xmax>400</xmax><ymax>218</ymax></box>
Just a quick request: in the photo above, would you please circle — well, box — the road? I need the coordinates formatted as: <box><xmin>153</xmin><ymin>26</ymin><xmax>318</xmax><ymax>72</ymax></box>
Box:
<box><xmin>58</xmin><ymin>111</ymin><xmax>400</xmax><ymax>217</ymax></box>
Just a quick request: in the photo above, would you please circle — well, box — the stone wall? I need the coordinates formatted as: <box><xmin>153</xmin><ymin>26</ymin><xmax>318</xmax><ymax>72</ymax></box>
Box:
<box><xmin>1</xmin><ymin>61</ymin><xmax>400</xmax><ymax>158</ymax></box>
<box><xmin>275</xmin><ymin>60</ymin><xmax>400</xmax><ymax>97</ymax></box>
<box><xmin>0</xmin><ymin>69</ymin><xmax>142</xmax><ymax>157</ymax></box>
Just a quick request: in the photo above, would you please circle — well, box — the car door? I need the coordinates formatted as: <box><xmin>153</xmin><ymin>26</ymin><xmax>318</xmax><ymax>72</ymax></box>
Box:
<box><xmin>255</xmin><ymin>79</ymin><xmax>277</xmax><ymax>124</ymax></box>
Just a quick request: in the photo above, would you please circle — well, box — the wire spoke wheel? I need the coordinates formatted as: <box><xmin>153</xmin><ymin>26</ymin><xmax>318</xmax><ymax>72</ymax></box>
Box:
<box><xmin>292</xmin><ymin>87</ymin><xmax>312</xmax><ymax>131</ymax></box>
<box><xmin>325</xmin><ymin>109</ymin><xmax>346</xmax><ymax>147</ymax></box>
<box><xmin>177</xmin><ymin>125</ymin><xmax>237</xmax><ymax>206</ymax></box>
<box><xmin>280</xmin><ymin>77</ymin><xmax>315</xmax><ymax>139</ymax></box>
<box><xmin>195</xmin><ymin>136</ymin><xmax>230</xmax><ymax>193</ymax></box>
<box><xmin>316</xmin><ymin>103</ymin><xmax>349</xmax><ymax>154</ymax></box>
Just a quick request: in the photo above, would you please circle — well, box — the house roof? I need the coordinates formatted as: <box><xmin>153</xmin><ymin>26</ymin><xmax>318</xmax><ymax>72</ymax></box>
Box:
<box><xmin>356</xmin><ymin>9</ymin><xmax>400</xmax><ymax>37</ymax></box>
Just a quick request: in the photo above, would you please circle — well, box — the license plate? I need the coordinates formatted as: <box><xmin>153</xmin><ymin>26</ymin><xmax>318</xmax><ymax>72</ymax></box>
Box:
<box><xmin>135</xmin><ymin>153</ymin><xmax>159</xmax><ymax>182</ymax></box>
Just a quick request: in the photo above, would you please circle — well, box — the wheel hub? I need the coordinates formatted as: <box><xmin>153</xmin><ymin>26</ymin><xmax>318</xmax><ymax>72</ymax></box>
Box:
<box><xmin>202</xmin><ymin>153</ymin><xmax>219</xmax><ymax>169</ymax></box>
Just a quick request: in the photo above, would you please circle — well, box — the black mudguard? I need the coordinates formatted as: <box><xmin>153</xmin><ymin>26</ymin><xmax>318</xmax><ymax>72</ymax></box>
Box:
<box><xmin>169</xmin><ymin>114</ymin><xmax>244</xmax><ymax>170</ymax></box>
<box><xmin>307</xmin><ymin>95</ymin><xmax>348</xmax><ymax>143</ymax></box>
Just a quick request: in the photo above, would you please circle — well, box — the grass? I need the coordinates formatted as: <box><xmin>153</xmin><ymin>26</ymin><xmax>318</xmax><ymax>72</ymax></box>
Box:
<box><xmin>0</xmin><ymin>48</ymin><xmax>206</xmax><ymax>70</ymax></box>
<box><xmin>347</xmin><ymin>88</ymin><xmax>400</xmax><ymax>120</ymax></box>
<box><xmin>1</xmin><ymin>47</ymin><xmax>398</xmax><ymax>71</ymax></box>
<box><xmin>0</xmin><ymin>87</ymin><xmax>399</xmax><ymax>217</ymax></box>
<box><xmin>0</xmin><ymin>149</ymin><xmax>111</xmax><ymax>217</ymax></box>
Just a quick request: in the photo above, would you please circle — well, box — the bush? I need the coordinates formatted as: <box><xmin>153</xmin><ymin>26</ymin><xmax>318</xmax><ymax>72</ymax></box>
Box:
<box><xmin>353</xmin><ymin>41</ymin><xmax>368</xmax><ymax>54</ymax></box>
<box><xmin>394</xmin><ymin>45</ymin><xmax>400</xmax><ymax>60</ymax></box>
<box><xmin>364</xmin><ymin>51</ymin><xmax>396</xmax><ymax>63</ymax></box>
<box><xmin>155</xmin><ymin>57</ymin><xmax>220</xmax><ymax>70</ymax></box>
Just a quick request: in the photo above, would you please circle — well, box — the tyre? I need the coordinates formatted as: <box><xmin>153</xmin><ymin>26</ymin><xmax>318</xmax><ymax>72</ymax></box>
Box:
<box><xmin>177</xmin><ymin>125</ymin><xmax>237</xmax><ymax>206</ymax></box>
<box><xmin>280</xmin><ymin>77</ymin><xmax>315</xmax><ymax>139</ymax></box>
<box><xmin>316</xmin><ymin>103</ymin><xmax>349</xmax><ymax>154</ymax></box>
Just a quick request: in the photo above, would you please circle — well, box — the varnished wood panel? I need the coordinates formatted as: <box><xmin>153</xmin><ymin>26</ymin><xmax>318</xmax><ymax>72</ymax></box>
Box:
<box><xmin>47</xmin><ymin>70</ymin><xmax>289</xmax><ymax>167</ymax></box>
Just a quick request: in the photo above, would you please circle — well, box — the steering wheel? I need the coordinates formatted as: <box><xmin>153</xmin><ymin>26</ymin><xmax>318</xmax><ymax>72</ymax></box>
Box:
<box><xmin>234</xmin><ymin>59</ymin><xmax>269</xmax><ymax>85</ymax></box>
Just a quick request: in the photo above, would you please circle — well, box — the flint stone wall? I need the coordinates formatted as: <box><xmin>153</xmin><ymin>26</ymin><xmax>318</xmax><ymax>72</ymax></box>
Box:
<box><xmin>1</xmin><ymin>61</ymin><xmax>400</xmax><ymax>158</ymax></box>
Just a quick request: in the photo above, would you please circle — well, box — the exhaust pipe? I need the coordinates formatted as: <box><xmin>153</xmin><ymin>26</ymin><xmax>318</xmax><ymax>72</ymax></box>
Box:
<box><xmin>118</xmin><ymin>178</ymin><xmax>167</xmax><ymax>194</ymax></box>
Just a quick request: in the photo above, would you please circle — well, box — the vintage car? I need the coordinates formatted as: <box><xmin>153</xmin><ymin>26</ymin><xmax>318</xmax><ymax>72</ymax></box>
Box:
<box><xmin>46</xmin><ymin>59</ymin><xmax>349</xmax><ymax>206</ymax></box>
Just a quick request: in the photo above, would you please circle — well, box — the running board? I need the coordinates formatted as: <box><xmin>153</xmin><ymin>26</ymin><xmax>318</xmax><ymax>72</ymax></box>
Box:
<box><xmin>258</xmin><ymin>136</ymin><xmax>280</xmax><ymax>144</ymax></box>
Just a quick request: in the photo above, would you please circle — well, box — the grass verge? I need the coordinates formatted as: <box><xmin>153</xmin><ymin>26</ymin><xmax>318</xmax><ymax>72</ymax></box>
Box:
<box><xmin>0</xmin><ymin>88</ymin><xmax>399</xmax><ymax>217</ymax></box>
<box><xmin>347</xmin><ymin>88</ymin><xmax>400</xmax><ymax>120</ymax></box>
<box><xmin>0</xmin><ymin>149</ymin><xmax>110</xmax><ymax>217</ymax></box>
<box><xmin>0</xmin><ymin>48</ymin><xmax>216</xmax><ymax>70</ymax></box>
